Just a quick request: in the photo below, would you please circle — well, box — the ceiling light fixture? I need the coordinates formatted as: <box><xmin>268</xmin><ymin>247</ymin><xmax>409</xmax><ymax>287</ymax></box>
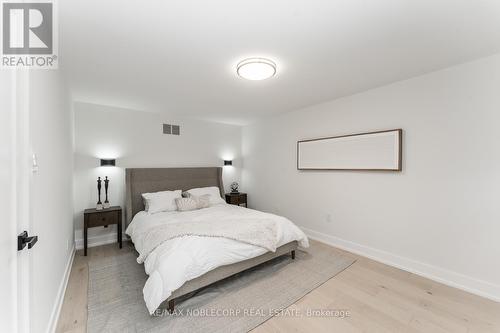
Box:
<box><xmin>236</xmin><ymin>58</ymin><xmax>276</xmax><ymax>81</ymax></box>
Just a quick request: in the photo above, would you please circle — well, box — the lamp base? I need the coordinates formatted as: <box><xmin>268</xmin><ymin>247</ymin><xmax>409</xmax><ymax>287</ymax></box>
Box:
<box><xmin>103</xmin><ymin>202</ymin><xmax>110</xmax><ymax>209</ymax></box>
<box><xmin>96</xmin><ymin>203</ymin><xmax>103</xmax><ymax>210</ymax></box>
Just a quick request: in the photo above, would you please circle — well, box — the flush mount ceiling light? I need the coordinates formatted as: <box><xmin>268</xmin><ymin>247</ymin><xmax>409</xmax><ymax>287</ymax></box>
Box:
<box><xmin>236</xmin><ymin>58</ymin><xmax>276</xmax><ymax>80</ymax></box>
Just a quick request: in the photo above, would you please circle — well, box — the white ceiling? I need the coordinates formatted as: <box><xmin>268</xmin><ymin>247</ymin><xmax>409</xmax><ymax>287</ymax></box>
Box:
<box><xmin>61</xmin><ymin>0</ymin><xmax>500</xmax><ymax>125</ymax></box>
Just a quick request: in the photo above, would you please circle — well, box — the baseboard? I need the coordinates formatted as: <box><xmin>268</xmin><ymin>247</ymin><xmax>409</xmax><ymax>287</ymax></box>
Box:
<box><xmin>46</xmin><ymin>244</ymin><xmax>75</xmax><ymax>333</ymax></box>
<box><xmin>75</xmin><ymin>232</ymin><xmax>118</xmax><ymax>250</ymax></box>
<box><xmin>301</xmin><ymin>226</ymin><xmax>500</xmax><ymax>303</ymax></box>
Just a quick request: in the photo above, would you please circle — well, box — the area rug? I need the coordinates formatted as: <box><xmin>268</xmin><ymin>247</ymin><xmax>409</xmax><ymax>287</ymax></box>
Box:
<box><xmin>87</xmin><ymin>241</ymin><xmax>355</xmax><ymax>333</ymax></box>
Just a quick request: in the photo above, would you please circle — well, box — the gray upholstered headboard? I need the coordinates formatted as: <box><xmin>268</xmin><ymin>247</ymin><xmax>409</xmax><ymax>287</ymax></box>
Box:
<box><xmin>125</xmin><ymin>167</ymin><xmax>224</xmax><ymax>227</ymax></box>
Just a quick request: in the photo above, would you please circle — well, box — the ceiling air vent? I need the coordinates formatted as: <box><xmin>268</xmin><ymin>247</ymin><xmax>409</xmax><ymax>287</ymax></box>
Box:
<box><xmin>163</xmin><ymin>124</ymin><xmax>180</xmax><ymax>135</ymax></box>
<box><xmin>172</xmin><ymin>125</ymin><xmax>180</xmax><ymax>135</ymax></box>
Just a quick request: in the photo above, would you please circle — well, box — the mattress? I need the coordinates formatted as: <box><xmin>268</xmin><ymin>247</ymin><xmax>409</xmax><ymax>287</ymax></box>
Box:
<box><xmin>126</xmin><ymin>203</ymin><xmax>309</xmax><ymax>314</ymax></box>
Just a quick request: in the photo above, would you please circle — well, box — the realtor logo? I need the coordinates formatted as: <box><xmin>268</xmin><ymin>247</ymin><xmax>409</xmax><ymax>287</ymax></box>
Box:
<box><xmin>1</xmin><ymin>1</ymin><xmax>58</xmax><ymax>68</ymax></box>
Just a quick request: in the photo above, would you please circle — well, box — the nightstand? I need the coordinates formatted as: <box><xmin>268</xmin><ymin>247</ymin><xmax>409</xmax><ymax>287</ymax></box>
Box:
<box><xmin>225</xmin><ymin>193</ymin><xmax>247</xmax><ymax>207</ymax></box>
<box><xmin>83</xmin><ymin>206</ymin><xmax>122</xmax><ymax>256</ymax></box>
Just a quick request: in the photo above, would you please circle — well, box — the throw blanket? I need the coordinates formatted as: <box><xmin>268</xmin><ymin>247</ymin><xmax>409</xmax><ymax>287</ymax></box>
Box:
<box><xmin>136</xmin><ymin>218</ymin><xmax>278</xmax><ymax>264</ymax></box>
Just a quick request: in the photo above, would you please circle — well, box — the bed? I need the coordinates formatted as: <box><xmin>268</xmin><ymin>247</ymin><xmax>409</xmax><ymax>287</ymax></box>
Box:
<box><xmin>125</xmin><ymin>167</ymin><xmax>309</xmax><ymax>314</ymax></box>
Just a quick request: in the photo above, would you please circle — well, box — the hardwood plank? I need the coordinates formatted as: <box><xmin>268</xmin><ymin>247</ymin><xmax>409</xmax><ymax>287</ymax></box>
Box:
<box><xmin>55</xmin><ymin>252</ymin><xmax>88</xmax><ymax>333</ymax></box>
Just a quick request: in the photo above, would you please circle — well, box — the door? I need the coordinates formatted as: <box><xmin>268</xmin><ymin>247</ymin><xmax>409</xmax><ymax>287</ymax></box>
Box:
<box><xmin>0</xmin><ymin>67</ymin><xmax>17</xmax><ymax>333</ymax></box>
<box><xmin>0</xmin><ymin>70</ymin><xmax>32</xmax><ymax>333</ymax></box>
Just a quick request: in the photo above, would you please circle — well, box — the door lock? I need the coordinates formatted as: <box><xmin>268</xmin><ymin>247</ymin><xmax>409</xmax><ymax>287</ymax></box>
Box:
<box><xmin>18</xmin><ymin>231</ymin><xmax>38</xmax><ymax>251</ymax></box>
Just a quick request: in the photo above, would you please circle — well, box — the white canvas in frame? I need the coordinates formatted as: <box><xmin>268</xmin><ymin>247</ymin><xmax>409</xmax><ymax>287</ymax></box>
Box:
<box><xmin>297</xmin><ymin>129</ymin><xmax>402</xmax><ymax>171</ymax></box>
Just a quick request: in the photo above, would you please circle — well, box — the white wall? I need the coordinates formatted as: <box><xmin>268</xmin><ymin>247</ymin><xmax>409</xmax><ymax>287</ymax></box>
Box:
<box><xmin>242</xmin><ymin>54</ymin><xmax>500</xmax><ymax>301</ymax></box>
<box><xmin>29</xmin><ymin>69</ymin><xmax>74</xmax><ymax>333</ymax></box>
<box><xmin>74</xmin><ymin>103</ymin><xmax>242</xmax><ymax>247</ymax></box>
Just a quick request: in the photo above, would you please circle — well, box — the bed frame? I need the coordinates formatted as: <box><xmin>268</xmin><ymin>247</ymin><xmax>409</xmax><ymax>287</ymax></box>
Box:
<box><xmin>125</xmin><ymin>167</ymin><xmax>298</xmax><ymax>313</ymax></box>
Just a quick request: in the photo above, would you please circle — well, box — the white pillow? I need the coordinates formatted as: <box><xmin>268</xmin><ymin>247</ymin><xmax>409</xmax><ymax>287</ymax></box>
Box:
<box><xmin>175</xmin><ymin>194</ymin><xmax>210</xmax><ymax>211</ymax></box>
<box><xmin>186</xmin><ymin>186</ymin><xmax>226</xmax><ymax>206</ymax></box>
<box><xmin>142</xmin><ymin>190</ymin><xmax>182</xmax><ymax>214</ymax></box>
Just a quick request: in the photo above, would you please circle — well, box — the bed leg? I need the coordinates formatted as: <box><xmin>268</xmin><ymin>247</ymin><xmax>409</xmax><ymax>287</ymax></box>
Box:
<box><xmin>291</xmin><ymin>250</ymin><xmax>296</xmax><ymax>260</ymax></box>
<box><xmin>168</xmin><ymin>299</ymin><xmax>175</xmax><ymax>314</ymax></box>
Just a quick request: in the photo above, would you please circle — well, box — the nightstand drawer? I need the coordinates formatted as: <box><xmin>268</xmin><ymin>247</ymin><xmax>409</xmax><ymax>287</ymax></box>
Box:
<box><xmin>87</xmin><ymin>211</ymin><xmax>118</xmax><ymax>227</ymax></box>
<box><xmin>227</xmin><ymin>196</ymin><xmax>241</xmax><ymax>205</ymax></box>
<box><xmin>225</xmin><ymin>193</ymin><xmax>247</xmax><ymax>207</ymax></box>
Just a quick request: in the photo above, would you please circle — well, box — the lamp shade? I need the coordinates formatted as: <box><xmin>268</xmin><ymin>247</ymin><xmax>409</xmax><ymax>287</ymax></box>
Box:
<box><xmin>224</xmin><ymin>160</ymin><xmax>232</xmax><ymax>166</ymax></box>
<box><xmin>100</xmin><ymin>159</ymin><xmax>116</xmax><ymax>167</ymax></box>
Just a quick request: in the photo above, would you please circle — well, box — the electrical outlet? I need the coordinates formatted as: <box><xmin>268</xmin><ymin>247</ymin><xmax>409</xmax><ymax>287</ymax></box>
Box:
<box><xmin>325</xmin><ymin>213</ymin><xmax>333</xmax><ymax>223</ymax></box>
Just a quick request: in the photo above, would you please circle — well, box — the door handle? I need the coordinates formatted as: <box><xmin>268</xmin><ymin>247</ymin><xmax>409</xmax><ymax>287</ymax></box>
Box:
<box><xmin>18</xmin><ymin>231</ymin><xmax>38</xmax><ymax>251</ymax></box>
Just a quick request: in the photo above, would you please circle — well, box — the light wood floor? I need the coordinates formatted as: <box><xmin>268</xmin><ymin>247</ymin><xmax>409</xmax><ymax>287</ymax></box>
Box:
<box><xmin>56</xmin><ymin>240</ymin><xmax>500</xmax><ymax>333</ymax></box>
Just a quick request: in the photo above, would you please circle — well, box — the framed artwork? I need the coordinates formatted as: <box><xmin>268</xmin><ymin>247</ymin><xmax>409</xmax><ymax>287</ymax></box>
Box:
<box><xmin>297</xmin><ymin>129</ymin><xmax>402</xmax><ymax>171</ymax></box>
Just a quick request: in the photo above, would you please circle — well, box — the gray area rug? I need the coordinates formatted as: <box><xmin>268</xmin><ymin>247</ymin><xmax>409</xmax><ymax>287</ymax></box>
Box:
<box><xmin>87</xmin><ymin>242</ymin><xmax>355</xmax><ymax>333</ymax></box>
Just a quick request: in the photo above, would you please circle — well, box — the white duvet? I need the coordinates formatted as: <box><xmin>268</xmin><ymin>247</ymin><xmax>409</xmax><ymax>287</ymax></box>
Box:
<box><xmin>126</xmin><ymin>204</ymin><xmax>309</xmax><ymax>314</ymax></box>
